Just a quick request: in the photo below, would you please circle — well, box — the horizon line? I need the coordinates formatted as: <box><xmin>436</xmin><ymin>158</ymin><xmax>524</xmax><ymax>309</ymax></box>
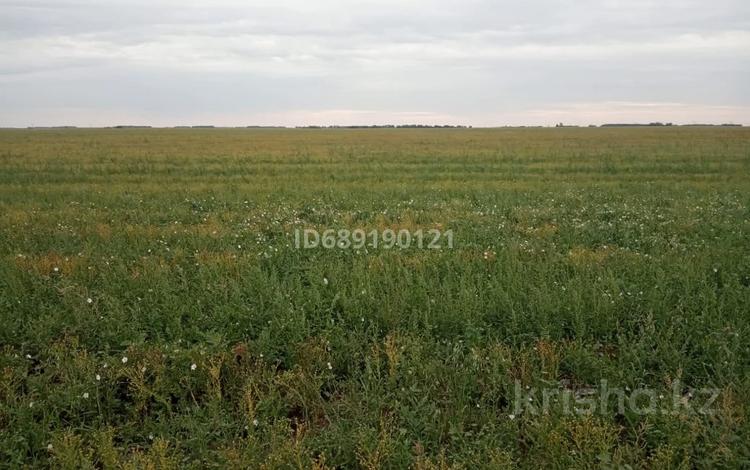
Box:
<box><xmin>3</xmin><ymin>122</ymin><xmax>746</xmax><ymax>130</ymax></box>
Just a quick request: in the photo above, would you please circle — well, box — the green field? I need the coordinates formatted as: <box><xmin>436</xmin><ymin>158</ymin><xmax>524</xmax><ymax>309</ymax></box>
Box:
<box><xmin>1</xmin><ymin>127</ymin><xmax>749</xmax><ymax>468</ymax></box>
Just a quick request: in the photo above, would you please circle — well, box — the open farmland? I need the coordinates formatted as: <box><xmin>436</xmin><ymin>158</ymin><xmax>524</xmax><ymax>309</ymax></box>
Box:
<box><xmin>1</xmin><ymin>127</ymin><xmax>749</xmax><ymax>468</ymax></box>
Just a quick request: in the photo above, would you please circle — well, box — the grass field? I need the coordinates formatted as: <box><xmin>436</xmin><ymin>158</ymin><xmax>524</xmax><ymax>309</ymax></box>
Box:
<box><xmin>1</xmin><ymin>127</ymin><xmax>749</xmax><ymax>468</ymax></box>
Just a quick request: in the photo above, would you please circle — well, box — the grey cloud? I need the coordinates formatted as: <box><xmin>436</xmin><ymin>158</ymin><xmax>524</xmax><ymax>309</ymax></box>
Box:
<box><xmin>0</xmin><ymin>0</ymin><xmax>748</xmax><ymax>126</ymax></box>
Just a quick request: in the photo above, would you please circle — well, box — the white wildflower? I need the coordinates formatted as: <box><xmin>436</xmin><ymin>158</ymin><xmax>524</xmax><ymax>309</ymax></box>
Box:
<box><xmin>190</xmin><ymin>363</ymin><xmax>197</xmax><ymax>371</ymax></box>
<box><xmin>121</xmin><ymin>356</ymin><xmax>128</xmax><ymax>364</ymax></box>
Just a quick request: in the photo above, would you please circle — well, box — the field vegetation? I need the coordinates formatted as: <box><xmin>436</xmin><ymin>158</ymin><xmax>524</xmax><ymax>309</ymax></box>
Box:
<box><xmin>0</xmin><ymin>127</ymin><xmax>749</xmax><ymax>468</ymax></box>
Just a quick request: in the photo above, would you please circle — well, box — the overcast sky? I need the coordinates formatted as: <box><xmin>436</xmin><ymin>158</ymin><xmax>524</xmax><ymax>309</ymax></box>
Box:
<box><xmin>1</xmin><ymin>0</ymin><xmax>748</xmax><ymax>127</ymax></box>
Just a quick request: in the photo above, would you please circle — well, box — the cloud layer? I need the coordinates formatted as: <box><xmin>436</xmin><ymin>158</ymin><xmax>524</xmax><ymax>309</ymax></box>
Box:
<box><xmin>1</xmin><ymin>0</ymin><xmax>749</xmax><ymax>126</ymax></box>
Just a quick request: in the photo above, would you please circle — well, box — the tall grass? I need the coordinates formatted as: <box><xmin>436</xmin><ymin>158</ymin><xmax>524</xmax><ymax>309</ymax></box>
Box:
<box><xmin>0</xmin><ymin>127</ymin><xmax>749</xmax><ymax>468</ymax></box>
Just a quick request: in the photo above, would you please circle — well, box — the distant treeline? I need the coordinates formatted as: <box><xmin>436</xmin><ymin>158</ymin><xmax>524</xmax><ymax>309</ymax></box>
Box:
<box><xmin>113</xmin><ymin>125</ymin><xmax>287</xmax><ymax>129</ymax></box>
<box><xmin>600</xmin><ymin>123</ymin><xmax>742</xmax><ymax>127</ymax></box>
<box><xmin>295</xmin><ymin>124</ymin><xmax>472</xmax><ymax>129</ymax></box>
<box><xmin>22</xmin><ymin>123</ymin><xmax>742</xmax><ymax>130</ymax></box>
<box><xmin>600</xmin><ymin>122</ymin><xmax>674</xmax><ymax>127</ymax></box>
<box><xmin>559</xmin><ymin>122</ymin><xmax>743</xmax><ymax>128</ymax></box>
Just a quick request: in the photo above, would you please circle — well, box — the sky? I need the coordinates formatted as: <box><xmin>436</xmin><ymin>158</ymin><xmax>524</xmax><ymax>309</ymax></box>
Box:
<box><xmin>1</xmin><ymin>0</ymin><xmax>749</xmax><ymax>127</ymax></box>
